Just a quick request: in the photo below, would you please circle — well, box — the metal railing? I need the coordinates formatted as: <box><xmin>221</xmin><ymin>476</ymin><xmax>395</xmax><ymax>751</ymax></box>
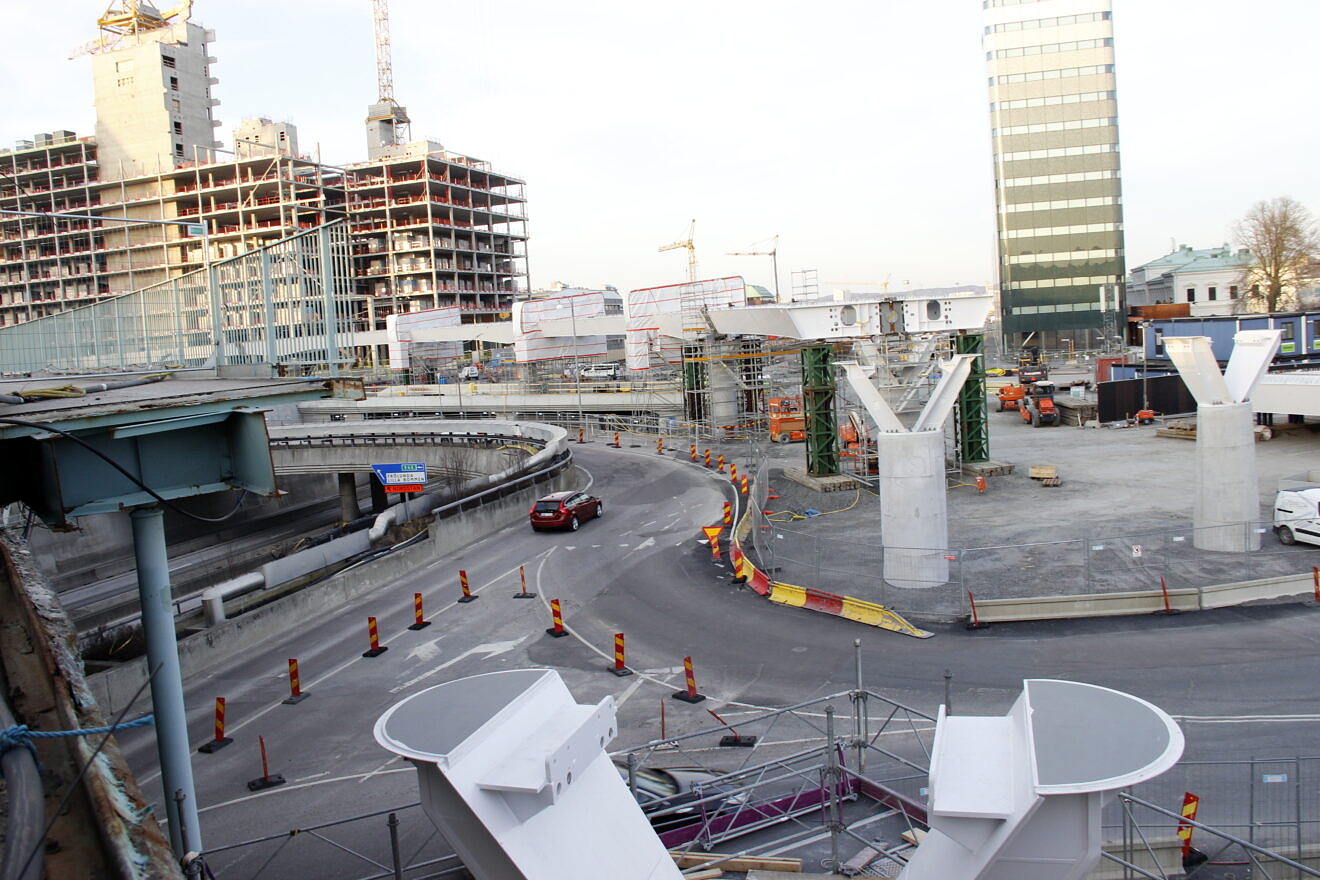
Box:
<box><xmin>0</xmin><ymin>223</ymin><xmax>357</xmax><ymax>375</ymax></box>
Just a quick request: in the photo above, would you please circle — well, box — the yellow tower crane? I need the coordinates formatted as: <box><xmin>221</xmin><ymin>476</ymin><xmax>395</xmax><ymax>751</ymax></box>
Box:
<box><xmin>659</xmin><ymin>219</ymin><xmax>698</xmax><ymax>283</ymax></box>
<box><xmin>726</xmin><ymin>234</ymin><xmax>780</xmax><ymax>301</ymax></box>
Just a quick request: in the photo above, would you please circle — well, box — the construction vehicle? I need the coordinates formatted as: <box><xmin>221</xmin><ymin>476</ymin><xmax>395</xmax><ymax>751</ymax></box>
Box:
<box><xmin>768</xmin><ymin>397</ymin><xmax>807</xmax><ymax>443</ymax></box>
<box><xmin>995</xmin><ymin>347</ymin><xmax>1049</xmax><ymax>412</ymax></box>
<box><xmin>1019</xmin><ymin>379</ymin><xmax>1060</xmax><ymax>426</ymax></box>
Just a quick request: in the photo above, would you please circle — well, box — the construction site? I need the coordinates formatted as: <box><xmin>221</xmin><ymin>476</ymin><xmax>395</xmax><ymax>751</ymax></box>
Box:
<box><xmin>3</xmin><ymin>3</ymin><xmax>1320</xmax><ymax>880</ymax></box>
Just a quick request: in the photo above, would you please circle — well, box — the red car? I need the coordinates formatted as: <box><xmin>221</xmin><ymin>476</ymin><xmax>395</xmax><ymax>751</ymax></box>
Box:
<box><xmin>529</xmin><ymin>491</ymin><xmax>603</xmax><ymax>531</ymax></box>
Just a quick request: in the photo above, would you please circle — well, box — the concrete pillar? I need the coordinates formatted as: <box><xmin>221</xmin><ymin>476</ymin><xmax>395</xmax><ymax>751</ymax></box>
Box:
<box><xmin>876</xmin><ymin>429</ymin><xmax>949</xmax><ymax>588</ymax></box>
<box><xmin>130</xmin><ymin>506</ymin><xmax>202</xmax><ymax>859</ymax></box>
<box><xmin>1194</xmin><ymin>401</ymin><xmax>1260</xmax><ymax>552</ymax></box>
<box><xmin>338</xmin><ymin>472</ymin><xmax>362</xmax><ymax>521</ymax></box>
<box><xmin>370</xmin><ymin>473</ymin><xmax>388</xmax><ymax>513</ymax></box>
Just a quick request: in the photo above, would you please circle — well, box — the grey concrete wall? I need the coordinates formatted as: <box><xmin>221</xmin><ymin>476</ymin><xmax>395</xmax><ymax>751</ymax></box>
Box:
<box><xmin>87</xmin><ymin>464</ymin><xmax>574</xmax><ymax>716</ymax></box>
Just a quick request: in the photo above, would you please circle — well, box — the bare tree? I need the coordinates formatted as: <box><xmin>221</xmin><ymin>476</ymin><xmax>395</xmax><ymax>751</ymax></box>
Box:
<box><xmin>1235</xmin><ymin>197</ymin><xmax>1319</xmax><ymax>312</ymax></box>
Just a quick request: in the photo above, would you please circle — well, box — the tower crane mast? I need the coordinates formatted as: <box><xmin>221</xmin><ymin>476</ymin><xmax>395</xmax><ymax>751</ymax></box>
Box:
<box><xmin>659</xmin><ymin>219</ymin><xmax>698</xmax><ymax>283</ymax></box>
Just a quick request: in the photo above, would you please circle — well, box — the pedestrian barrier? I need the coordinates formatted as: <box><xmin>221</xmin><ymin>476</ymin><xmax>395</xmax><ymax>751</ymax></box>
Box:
<box><xmin>610</xmin><ymin>633</ymin><xmax>632</xmax><ymax>677</ymax></box>
<box><xmin>363</xmin><ymin>616</ymin><xmax>388</xmax><ymax>658</ymax></box>
<box><xmin>283</xmin><ymin>658</ymin><xmax>309</xmax><ymax>703</ymax></box>
<box><xmin>409</xmin><ymin>592</ymin><xmax>432</xmax><ymax>630</ymax></box>
<box><xmin>545</xmin><ymin>599</ymin><xmax>567</xmax><ymax>637</ymax></box>
<box><xmin>197</xmin><ymin>697</ymin><xmax>232</xmax><ymax>753</ymax></box>
<box><xmin>672</xmin><ymin>656</ymin><xmax>706</xmax><ymax>703</ymax></box>
<box><xmin>457</xmin><ymin>569</ymin><xmax>477</xmax><ymax>603</ymax></box>
<box><xmin>247</xmin><ymin>735</ymin><xmax>286</xmax><ymax>791</ymax></box>
<box><xmin>513</xmin><ymin>564</ymin><xmax>536</xmax><ymax>598</ymax></box>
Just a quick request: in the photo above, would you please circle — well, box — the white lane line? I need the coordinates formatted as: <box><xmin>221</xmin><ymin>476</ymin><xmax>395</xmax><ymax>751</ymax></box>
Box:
<box><xmin>614</xmin><ymin>675</ymin><xmax>648</xmax><ymax>708</ymax></box>
<box><xmin>1174</xmin><ymin>714</ymin><xmax>1320</xmax><ymax>724</ymax></box>
<box><xmin>387</xmin><ymin>637</ymin><xmax>526</xmax><ymax>695</ymax></box>
<box><xmin>626</xmin><ymin>537</ymin><xmax>656</xmax><ymax>555</ymax></box>
<box><xmin>139</xmin><ymin>553</ymin><xmax>554</xmax><ymax>788</ymax></box>
<box><xmin>358</xmin><ymin>756</ymin><xmax>398</xmax><ymax>784</ymax></box>
<box><xmin>199</xmin><ymin>768</ymin><xmax>414</xmax><ymax>814</ymax></box>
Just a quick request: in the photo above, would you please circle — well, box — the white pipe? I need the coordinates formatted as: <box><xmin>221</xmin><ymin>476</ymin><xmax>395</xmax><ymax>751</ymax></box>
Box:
<box><xmin>200</xmin><ymin>572</ymin><xmax>265</xmax><ymax>626</ymax></box>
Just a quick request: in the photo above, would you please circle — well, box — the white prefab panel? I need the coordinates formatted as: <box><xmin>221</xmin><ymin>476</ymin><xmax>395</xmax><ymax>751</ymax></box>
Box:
<box><xmin>1223</xmin><ymin>330</ymin><xmax>1283</xmax><ymax>404</ymax></box>
<box><xmin>1253</xmin><ymin>373</ymin><xmax>1320</xmax><ymax>417</ymax></box>
<box><xmin>375</xmin><ymin>669</ymin><xmax>681</xmax><ymax>880</ymax></box>
<box><xmin>386</xmin><ymin>306</ymin><xmax>463</xmax><ymax>369</ymax></box>
<box><xmin>1194</xmin><ymin>401</ymin><xmax>1261</xmax><ymax>552</ymax></box>
<box><xmin>901</xmin><ymin>678</ymin><xmax>1183</xmax><ymax>880</ymax></box>
<box><xmin>913</xmin><ymin>355</ymin><xmax>977</xmax><ymax>432</ymax></box>
<box><xmin>840</xmin><ymin>363</ymin><xmax>904</xmax><ymax>432</ymax></box>
<box><xmin>513</xmin><ymin>294</ymin><xmax>609</xmax><ymax>363</ymax></box>
<box><xmin>626</xmin><ymin>277</ymin><xmax>747</xmax><ymax>325</ymax></box>
<box><xmin>1164</xmin><ymin>336</ymin><xmax>1232</xmax><ymax>405</ymax></box>
<box><xmin>408</xmin><ymin>324</ymin><xmax>517</xmax><ymax>344</ymax></box>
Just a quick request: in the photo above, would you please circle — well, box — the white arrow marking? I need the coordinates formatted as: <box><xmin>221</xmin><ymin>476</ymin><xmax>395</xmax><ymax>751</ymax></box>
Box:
<box><xmin>627</xmin><ymin>537</ymin><xmax>656</xmax><ymax>555</ymax></box>
<box><xmin>389</xmin><ymin>636</ymin><xmax>527</xmax><ymax>694</ymax></box>
<box><xmin>406</xmin><ymin>637</ymin><xmax>445</xmax><ymax>663</ymax></box>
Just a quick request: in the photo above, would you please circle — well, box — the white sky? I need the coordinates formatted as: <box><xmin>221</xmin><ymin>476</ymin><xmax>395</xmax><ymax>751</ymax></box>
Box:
<box><xmin>5</xmin><ymin>1</ymin><xmax>1319</xmax><ymax>297</ymax></box>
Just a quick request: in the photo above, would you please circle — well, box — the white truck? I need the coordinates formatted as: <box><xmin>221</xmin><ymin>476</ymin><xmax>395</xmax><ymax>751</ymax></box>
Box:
<box><xmin>1272</xmin><ymin>485</ymin><xmax>1320</xmax><ymax>546</ymax></box>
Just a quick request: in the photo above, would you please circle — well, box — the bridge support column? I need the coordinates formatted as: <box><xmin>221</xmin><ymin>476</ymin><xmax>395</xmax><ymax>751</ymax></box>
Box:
<box><xmin>370</xmin><ymin>473</ymin><xmax>389</xmax><ymax>513</ymax></box>
<box><xmin>338</xmin><ymin>472</ymin><xmax>362</xmax><ymax>521</ymax></box>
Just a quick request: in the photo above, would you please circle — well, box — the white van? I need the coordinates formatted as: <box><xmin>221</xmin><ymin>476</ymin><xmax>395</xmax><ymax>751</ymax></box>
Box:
<box><xmin>1272</xmin><ymin>486</ymin><xmax>1320</xmax><ymax>546</ymax></box>
<box><xmin>579</xmin><ymin>363</ymin><xmax>623</xmax><ymax>380</ymax></box>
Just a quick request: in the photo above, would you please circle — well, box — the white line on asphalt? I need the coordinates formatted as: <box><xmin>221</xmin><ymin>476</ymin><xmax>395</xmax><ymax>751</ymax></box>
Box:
<box><xmin>626</xmin><ymin>537</ymin><xmax>656</xmax><ymax>555</ymax></box>
<box><xmin>387</xmin><ymin>637</ymin><xmax>526</xmax><ymax>695</ymax></box>
<box><xmin>199</xmin><ymin>768</ymin><xmax>415</xmax><ymax>814</ymax></box>
<box><xmin>359</xmin><ymin>755</ymin><xmax>400</xmax><ymax>784</ymax></box>
<box><xmin>139</xmin><ymin>552</ymin><xmax>555</xmax><ymax>789</ymax></box>
<box><xmin>614</xmin><ymin>675</ymin><xmax>647</xmax><ymax>708</ymax></box>
<box><xmin>1174</xmin><ymin>714</ymin><xmax>1320</xmax><ymax>723</ymax></box>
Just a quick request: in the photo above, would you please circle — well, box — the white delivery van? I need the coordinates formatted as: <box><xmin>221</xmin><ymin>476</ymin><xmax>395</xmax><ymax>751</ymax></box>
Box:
<box><xmin>1272</xmin><ymin>486</ymin><xmax>1320</xmax><ymax>546</ymax></box>
<box><xmin>579</xmin><ymin>363</ymin><xmax>623</xmax><ymax>380</ymax></box>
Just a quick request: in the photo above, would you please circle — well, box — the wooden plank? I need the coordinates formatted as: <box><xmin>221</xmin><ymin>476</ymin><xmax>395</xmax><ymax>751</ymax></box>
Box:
<box><xmin>901</xmin><ymin>829</ymin><xmax>928</xmax><ymax>846</ymax></box>
<box><xmin>670</xmin><ymin>851</ymin><xmax>803</xmax><ymax>871</ymax></box>
<box><xmin>685</xmin><ymin>870</ymin><xmax>724</xmax><ymax>880</ymax></box>
<box><xmin>1028</xmin><ymin>465</ymin><xmax>1058</xmax><ymax>480</ymax></box>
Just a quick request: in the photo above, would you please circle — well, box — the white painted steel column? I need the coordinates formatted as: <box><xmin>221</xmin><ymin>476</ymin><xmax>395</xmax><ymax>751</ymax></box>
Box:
<box><xmin>1195</xmin><ymin>401</ymin><xmax>1259</xmax><ymax>551</ymax></box>
<box><xmin>876</xmin><ymin>429</ymin><xmax>949</xmax><ymax>588</ymax></box>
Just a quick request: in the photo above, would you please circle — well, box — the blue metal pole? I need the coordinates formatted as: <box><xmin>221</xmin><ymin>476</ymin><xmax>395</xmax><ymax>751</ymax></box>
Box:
<box><xmin>131</xmin><ymin>506</ymin><xmax>202</xmax><ymax>858</ymax></box>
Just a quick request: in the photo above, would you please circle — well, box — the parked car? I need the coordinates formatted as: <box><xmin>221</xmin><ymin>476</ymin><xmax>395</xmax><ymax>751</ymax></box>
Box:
<box><xmin>579</xmin><ymin>363</ymin><xmax>623</xmax><ymax>380</ymax></box>
<box><xmin>616</xmin><ymin>763</ymin><xmax>746</xmax><ymax>832</ymax></box>
<box><xmin>529</xmin><ymin>491</ymin><xmax>603</xmax><ymax>531</ymax></box>
<box><xmin>458</xmin><ymin>365</ymin><xmax>481</xmax><ymax>381</ymax></box>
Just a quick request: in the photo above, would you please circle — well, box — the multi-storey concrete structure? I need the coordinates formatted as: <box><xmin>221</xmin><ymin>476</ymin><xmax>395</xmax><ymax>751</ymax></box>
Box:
<box><xmin>983</xmin><ymin>0</ymin><xmax>1125</xmax><ymax>351</ymax></box>
<box><xmin>0</xmin><ymin>3</ymin><xmax>527</xmax><ymax>350</ymax></box>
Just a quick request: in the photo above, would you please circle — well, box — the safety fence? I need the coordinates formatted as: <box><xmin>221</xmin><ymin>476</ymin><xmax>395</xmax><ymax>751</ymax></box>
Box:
<box><xmin>0</xmin><ymin>223</ymin><xmax>358</xmax><ymax>374</ymax></box>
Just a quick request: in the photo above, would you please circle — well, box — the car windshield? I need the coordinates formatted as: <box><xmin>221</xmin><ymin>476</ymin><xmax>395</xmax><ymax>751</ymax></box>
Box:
<box><xmin>632</xmin><ymin>767</ymin><xmax>679</xmax><ymax>797</ymax></box>
<box><xmin>533</xmin><ymin>500</ymin><xmax>562</xmax><ymax>512</ymax></box>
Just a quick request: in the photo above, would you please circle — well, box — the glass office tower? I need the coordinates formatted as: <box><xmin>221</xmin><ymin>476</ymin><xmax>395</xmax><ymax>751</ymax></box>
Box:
<box><xmin>984</xmin><ymin>0</ymin><xmax>1125</xmax><ymax>352</ymax></box>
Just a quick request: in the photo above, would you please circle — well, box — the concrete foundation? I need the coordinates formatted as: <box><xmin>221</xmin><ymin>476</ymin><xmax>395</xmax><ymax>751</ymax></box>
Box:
<box><xmin>1194</xmin><ymin>401</ymin><xmax>1260</xmax><ymax>552</ymax></box>
<box><xmin>876</xmin><ymin>430</ymin><xmax>949</xmax><ymax>588</ymax></box>
<box><xmin>338</xmin><ymin>472</ymin><xmax>362</xmax><ymax>521</ymax></box>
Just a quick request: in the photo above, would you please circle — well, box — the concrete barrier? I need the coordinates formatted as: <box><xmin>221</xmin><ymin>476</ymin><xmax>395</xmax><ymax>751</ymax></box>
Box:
<box><xmin>87</xmin><ymin>462</ymin><xmax>573</xmax><ymax>716</ymax></box>
<box><xmin>972</xmin><ymin>587</ymin><xmax>1200</xmax><ymax>623</ymax></box>
<box><xmin>1199</xmin><ymin>571</ymin><xmax>1315</xmax><ymax>609</ymax></box>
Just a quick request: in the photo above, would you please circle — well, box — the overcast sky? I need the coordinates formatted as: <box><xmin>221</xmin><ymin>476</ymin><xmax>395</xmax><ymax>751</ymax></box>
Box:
<box><xmin>5</xmin><ymin>1</ymin><xmax>1319</xmax><ymax>297</ymax></box>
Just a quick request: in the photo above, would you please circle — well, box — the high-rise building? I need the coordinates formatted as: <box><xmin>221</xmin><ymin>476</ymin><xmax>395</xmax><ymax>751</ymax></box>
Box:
<box><xmin>983</xmin><ymin>0</ymin><xmax>1125</xmax><ymax>352</ymax></box>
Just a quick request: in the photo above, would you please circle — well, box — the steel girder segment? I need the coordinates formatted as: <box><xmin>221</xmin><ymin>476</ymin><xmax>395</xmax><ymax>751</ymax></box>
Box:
<box><xmin>801</xmin><ymin>344</ymin><xmax>839</xmax><ymax>477</ymax></box>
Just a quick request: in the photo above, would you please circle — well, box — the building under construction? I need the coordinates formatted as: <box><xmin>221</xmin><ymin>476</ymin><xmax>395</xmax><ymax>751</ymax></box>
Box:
<box><xmin>0</xmin><ymin>1</ymin><xmax>527</xmax><ymax>350</ymax></box>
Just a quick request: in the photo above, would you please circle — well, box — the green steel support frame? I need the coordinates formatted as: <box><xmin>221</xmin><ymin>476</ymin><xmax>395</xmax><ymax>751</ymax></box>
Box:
<box><xmin>801</xmin><ymin>344</ymin><xmax>839</xmax><ymax>477</ymax></box>
<box><xmin>955</xmin><ymin>332</ymin><xmax>990</xmax><ymax>463</ymax></box>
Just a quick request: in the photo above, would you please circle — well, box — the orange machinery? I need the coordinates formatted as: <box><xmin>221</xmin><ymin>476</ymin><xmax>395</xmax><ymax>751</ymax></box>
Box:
<box><xmin>768</xmin><ymin>397</ymin><xmax>807</xmax><ymax>443</ymax></box>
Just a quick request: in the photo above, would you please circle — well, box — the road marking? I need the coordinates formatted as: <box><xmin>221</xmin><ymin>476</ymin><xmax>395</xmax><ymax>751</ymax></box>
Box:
<box><xmin>139</xmin><ymin>554</ymin><xmax>554</xmax><ymax>789</ymax></box>
<box><xmin>388</xmin><ymin>637</ymin><xmax>526</xmax><ymax>695</ymax></box>
<box><xmin>627</xmin><ymin>537</ymin><xmax>656</xmax><ymax>555</ymax></box>
<box><xmin>405</xmin><ymin>636</ymin><xmax>446</xmax><ymax>662</ymax></box>
<box><xmin>359</xmin><ymin>755</ymin><xmax>400</xmax><ymax>784</ymax></box>
<box><xmin>614</xmin><ymin>675</ymin><xmax>647</xmax><ymax>708</ymax></box>
<box><xmin>1174</xmin><ymin>714</ymin><xmax>1320</xmax><ymax>723</ymax></box>
<box><xmin>199</xmin><ymin>768</ymin><xmax>415</xmax><ymax>814</ymax></box>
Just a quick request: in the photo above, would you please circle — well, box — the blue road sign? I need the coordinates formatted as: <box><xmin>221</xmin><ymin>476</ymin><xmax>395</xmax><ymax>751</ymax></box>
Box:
<box><xmin>372</xmin><ymin>462</ymin><xmax>427</xmax><ymax>493</ymax></box>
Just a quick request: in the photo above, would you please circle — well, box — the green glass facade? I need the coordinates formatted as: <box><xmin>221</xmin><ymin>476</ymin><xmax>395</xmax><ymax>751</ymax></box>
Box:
<box><xmin>984</xmin><ymin>0</ymin><xmax>1125</xmax><ymax>351</ymax></box>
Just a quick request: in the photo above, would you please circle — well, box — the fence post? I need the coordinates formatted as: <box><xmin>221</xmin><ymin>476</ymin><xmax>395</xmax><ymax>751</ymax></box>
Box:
<box><xmin>387</xmin><ymin>812</ymin><xmax>404</xmax><ymax>880</ymax></box>
<box><xmin>825</xmin><ymin>706</ymin><xmax>842</xmax><ymax>871</ymax></box>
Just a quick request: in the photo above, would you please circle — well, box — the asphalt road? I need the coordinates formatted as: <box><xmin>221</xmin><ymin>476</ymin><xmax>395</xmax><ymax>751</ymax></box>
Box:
<box><xmin>111</xmin><ymin>438</ymin><xmax>1320</xmax><ymax>877</ymax></box>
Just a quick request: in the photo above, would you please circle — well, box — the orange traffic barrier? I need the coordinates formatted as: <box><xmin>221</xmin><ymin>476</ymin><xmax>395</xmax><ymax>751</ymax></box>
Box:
<box><xmin>546</xmin><ymin>598</ymin><xmax>568</xmax><ymax>638</ymax></box>
<box><xmin>283</xmin><ymin>658</ymin><xmax>309</xmax><ymax>703</ymax></box>
<box><xmin>690</xmin><ymin>443</ymin><xmax>697</xmax><ymax>462</ymax></box>
<box><xmin>740</xmin><ymin>475</ymin><xmax>749</xmax><ymax>495</ymax></box>
<box><xmin>976</xmin><ymin>475</ymin><xmax>987</xmax><ymax>493</ymax></box>
<box><xmin>578</xmin><ymin>428</ymin><xmax>585</xmax><ymax>444</ymax></box>
<box><xmin>1178</xmin><ymin>792</ymin><xmax>1201</xmax><ymax>857</ymax></box>
<box><xmin>409</xmin><ymin>592</ymin><xmax>432</xmax><ymax>630</ymax></box>
<box><xmin>704</xmin><ymin>449</ymin><xmax>712</xmax><ymax>468</ymax></box>
<box><xmin>1155</xmin><ymin>576</ymin><xmax>1180</xmax><ymax>615</ymax></box>
<box><xmin>513</xmin><ymin>563</ymin><xmax>536</xmax><ymax>598</ymax></box>
<box><xmin>609</xmin><ymin>632</ymin><xmax>633</xmax><ymax>676</ymax></box>
<box><xmin>657</xmin><ymin>437</ymin><xmax>664</xmax><ymax>454</ymax></box>
<box><xmin>722</xmin><ymin>501</ymin><xmax>731</xmax><ymax>527</ymax></box>
<box><xmin>672</xmin><ymin>655</ymin><xmax>706</xmax><ymax>703</ymax></box>
<box><xmin>458</xmin><ymin>568</ymin><xmax>477</xmax><ymax>603</ymax></box>
<box><xmin>613</xmin><ymin>431</ymin><xmax>621</xmax><ymax>448</ymax></box>
<box><xmin>730</xmin><ymin>463</ymin><xmax>738</xmax><ymax>484</ymax></box>
<box><xmin>246</xmin><ymin>735</ymin><xmax>286</xmax><ymax>791</ymax></box>
<box><xmin>363</xmin><ymin>616</ymin><xmax>388</xmax><ymax>657</ymax></box>
<box><xmin>1313</xmin><ymin>567</ymin><xmax>1319</xmax><ymax>601</ymax></box>
<box><xmin>717</xmin><ymin>454</ymin><xmax>725</xmax><ymax>473</ymax></box>
<box><xmin>197</xmin><ymin>697</ymin><xmax>233</xmax><ymax>753</ymax></box>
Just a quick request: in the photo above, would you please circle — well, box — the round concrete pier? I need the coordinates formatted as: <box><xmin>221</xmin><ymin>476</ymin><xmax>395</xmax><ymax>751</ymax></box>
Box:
<box><xmin>876</xmin><ymin>429</ymin><xmax>949</xmax><ymax>588</ymax></box>
<box><xmin>1194</xmin><ymin>401</ymin><xmax>1260</xmax><ymax>552</ymax></box>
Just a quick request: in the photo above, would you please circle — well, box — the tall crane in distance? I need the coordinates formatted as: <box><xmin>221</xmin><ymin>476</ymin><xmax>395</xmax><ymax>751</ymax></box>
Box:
<box><xmin>366</xmin><ymin>0</ymin><xmax>411</xmax><ymax>157</ymax></box>
<box><xmin>659</xmin><ymin>219</ymin><xmax>698</xmax><ymax>283</ymax></box>
<box><xmin>727</xmin><ymin>234</ymin><xmax>780</xmax><ymax>301</ymax></box>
